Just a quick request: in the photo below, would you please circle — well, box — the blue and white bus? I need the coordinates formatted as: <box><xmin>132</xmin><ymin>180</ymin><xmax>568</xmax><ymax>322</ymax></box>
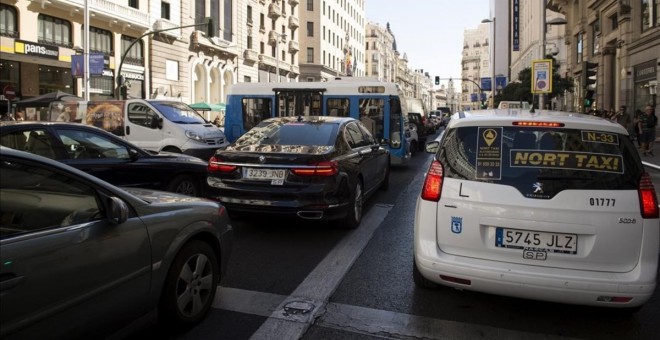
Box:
<box><xmin>224</xmin><ymin>77</ymin><xmax>411</xmax><ymax>165</ymax></box>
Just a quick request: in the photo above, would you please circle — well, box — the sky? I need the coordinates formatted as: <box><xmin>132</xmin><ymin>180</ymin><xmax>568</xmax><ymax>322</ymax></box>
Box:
<box><xmin>365</xmin><ymin>0</ymin><xmax>491</xmax><ymax>89</ymax></box>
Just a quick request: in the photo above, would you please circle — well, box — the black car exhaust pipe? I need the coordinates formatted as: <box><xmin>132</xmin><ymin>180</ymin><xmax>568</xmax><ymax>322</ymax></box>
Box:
<box><xmin>297</xmin><ymin>211</ymin><xmax>323</xmax><ymax>219</ymax></box>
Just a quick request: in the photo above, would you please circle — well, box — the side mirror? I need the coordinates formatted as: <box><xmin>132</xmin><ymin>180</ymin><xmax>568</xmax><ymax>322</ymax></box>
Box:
<box><xmin>424</xmin><ymin>140</ymin><xmax>440</xmax><ymax>153</ymax></box>
<box><xmin>150</xmin><ymin>116</ymin><xmax>163</xmax><ymax>129</ymax></box>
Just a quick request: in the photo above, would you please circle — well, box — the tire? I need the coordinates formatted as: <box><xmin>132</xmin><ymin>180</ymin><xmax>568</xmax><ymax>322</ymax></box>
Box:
<box><xmin>379</xmin><ymin>163</ymin><xmax>390</xmax><ymax>191</ymax></box>
<box><xmin>159</xmin><ymin>240</ymin><xmax>219</xmax><ymax>328</ymax></box>
<box><xmin>344</xmin><ymin>179</ymin><xmax>364</xmax><ymax>229</ymax></box>
<box><xmin>413</xmin><ymin>258</ymin><xmax>438</xmax><ymax>289</ymax></box>
<box><xmin>168</xmin><ymin>174</ymin><xmax>200</xmax><ymax>197</ymax></box>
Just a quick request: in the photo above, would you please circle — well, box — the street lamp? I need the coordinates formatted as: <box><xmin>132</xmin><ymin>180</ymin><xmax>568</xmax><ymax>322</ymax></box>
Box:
<box><xmin>539</xmin><ymin>4</ymin><xmax>567</xmax><ymax>109</ymax></box>
<box><xmin>481</xmin><ymin>17</ymin><xmax>495</xmax><ymax>108</ymax></box>
<box><xmin>273</xmin><ymin>32</ymin><xmax>287</xmax><ymax>82</ymax></box>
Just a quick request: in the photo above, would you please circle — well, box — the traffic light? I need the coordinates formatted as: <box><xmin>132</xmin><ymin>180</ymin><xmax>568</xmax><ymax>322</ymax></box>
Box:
<box><xmin>581</xmin><ymin>61</ymin><xmax>598</xmax><ymax>89</ymax></box>
<box><xmin>435</xmin><ymin>76</ymin><xmax>440</xmax><ymax>85</ymax></box>
<box><xmin>205</xmin><ymin>17</ymin><xmax>216</xmax><ymax>37</ymax></box>
<box><xmin>584</xmin><ymin>89</ymin><xmax>595</xmax><ymax>108</ymax></box>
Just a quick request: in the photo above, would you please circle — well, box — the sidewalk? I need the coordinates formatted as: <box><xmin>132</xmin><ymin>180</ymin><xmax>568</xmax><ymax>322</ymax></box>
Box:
<box><xmin>639</xmin><ymin>139</ymin><xmax>660</xmax><ymax>170</ymax></box>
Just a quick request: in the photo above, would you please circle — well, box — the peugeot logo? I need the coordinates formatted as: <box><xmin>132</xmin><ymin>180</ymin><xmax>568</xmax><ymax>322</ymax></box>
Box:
<box><xmin>259</xmin><ymin>155</ymin><xmax>266</xmax><ymax>163</ymax></box>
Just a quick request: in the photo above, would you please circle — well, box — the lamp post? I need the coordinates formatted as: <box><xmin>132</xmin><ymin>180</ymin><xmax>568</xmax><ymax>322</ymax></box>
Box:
<box><xmin>273</xmin><ymin>32</ymin><xmax>287</xmax><ymax>82</ymax></box>
<box><xmin>539</xmin><ymin>5</ymin><xmax>567</xmax><ymax>110</ymax></box>
<box><xmin>481</xmin><ymin>17</ymin><xmax>495</xmax><ymax>108</ymax></box>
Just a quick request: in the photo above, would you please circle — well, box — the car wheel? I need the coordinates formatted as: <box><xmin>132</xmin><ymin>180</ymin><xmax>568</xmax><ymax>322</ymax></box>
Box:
<box><xmin>168</xmin><ymin>174</ymin><xmax>200</xmax><ymax>197</ymax></box>
<box><xmin>413</xmin><ymin>258</ymin><xmax>438</xmax><ymax>289</ymax></box>
<box><xmin>344</xmin><ymin>179</ymin><xmax>364</xmax><ymax>229</ymax></box>
<box><xmin>159</xmin><ymin>240</ymin><xmax>219</xmax><ymax>328</ymax></box>
<box><xmin>379</xmin><ymin>163</ymin><xmax>390</xmax><ymax>191</ymax></box>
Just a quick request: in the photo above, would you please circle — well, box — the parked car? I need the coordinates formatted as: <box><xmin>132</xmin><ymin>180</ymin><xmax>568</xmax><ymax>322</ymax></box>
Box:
<box><xmin>0</xmin><ymin>121</ymin><xmax>210</xmax><ymax>197</ymax></box>
<box><xmin>0</xmin><ymin>147</ymin><xmax>233</xmax><ymax>339</ymax></box>
<box><xmin>407</xmin><ymin>112</ymin><xmax>428</xmax><ymax>149</ymax></box>
<box><xmin>414</xmin><ymin>109</ymin><xmax>658</xmax><ymax>310</ymax></box>
<box><xmin>207</xmin><ymin>116</ymin><xmax>390</xmax><ymax>228</ymax></box>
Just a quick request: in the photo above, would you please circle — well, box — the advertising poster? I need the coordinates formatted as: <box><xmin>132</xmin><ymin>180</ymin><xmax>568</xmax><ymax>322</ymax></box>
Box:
<box><xmin>85</xmin><ymin>101</ymin><xmax>125</xmax><ymax>136</ymax></box>
<box><xmin>476</xmin><ymin>127</ymin><xmax>502</xmax><ymax>180</ymax></box>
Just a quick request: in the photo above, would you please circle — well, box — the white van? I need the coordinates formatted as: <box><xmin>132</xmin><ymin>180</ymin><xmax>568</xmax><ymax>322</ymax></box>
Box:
<box><xmin>47</xmin><ymin>99</ymin><xmax>228</xmax><ymax>160</ymax></box>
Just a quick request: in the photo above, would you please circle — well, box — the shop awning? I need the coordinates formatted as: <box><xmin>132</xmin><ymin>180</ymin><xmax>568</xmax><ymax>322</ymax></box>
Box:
<box><xmin>189</xmin><ymin>102</ymin><xmax>226</xmax><ymax>111</ymax></box>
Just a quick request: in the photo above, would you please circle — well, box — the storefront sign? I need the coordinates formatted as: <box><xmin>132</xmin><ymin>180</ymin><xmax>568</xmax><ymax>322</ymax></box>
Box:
<box><xmin>121</xmin><ymin>72</ymin><xmax>144</xmax><ymax>81</ymax></box>
<box><xmin>14</xmin><ymin>40</ymin><xmax>59</xmax><ymax>59</ymax></box>
<box><xmin>634</xmin><ymin>60</ymin><xmax>657</xmax><ymax>83</ymax></box>
<box><xmin>513</xmin><ymin>0</ymin><xmax>520</xmax><ymax>51</ymax></box>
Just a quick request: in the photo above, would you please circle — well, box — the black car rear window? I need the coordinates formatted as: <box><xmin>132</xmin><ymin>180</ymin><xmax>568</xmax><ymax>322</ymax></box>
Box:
<box><xmin>438</xmin><ymin>126</ymin><xmax>643</xmax><ymax>198</ymax></box>
<box><xmin>235</xmin><ymin>121</ymin><xmax>338</xmax><ymax>146</ymax></box>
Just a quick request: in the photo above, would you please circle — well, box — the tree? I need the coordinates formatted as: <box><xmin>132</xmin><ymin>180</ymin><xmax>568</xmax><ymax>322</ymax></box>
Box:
<box><xmin>495</xmin><ymin>56</ymin><xmax>573</xmax><ymax>108</ymax></box>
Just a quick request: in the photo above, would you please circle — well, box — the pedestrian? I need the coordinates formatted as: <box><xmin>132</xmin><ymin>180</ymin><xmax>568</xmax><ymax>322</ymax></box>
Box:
<box><xmin>611</xmin><ymin>105</ymin><xmax>633</xmax><ymax>137</ymax></box>
<box><xmin>633</xmin><ymin>109</ymin><xmax>643</xmax><ymax>147</ymax></box>
<box><xmin>638</xmin><ymin>105</ymin><xmax>657</xmax><ymax>156</ymax></box>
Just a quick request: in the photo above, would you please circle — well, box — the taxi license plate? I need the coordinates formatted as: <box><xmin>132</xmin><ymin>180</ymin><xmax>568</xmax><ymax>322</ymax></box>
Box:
<box><xmin>495</xmin><ymin>227</ymin><xmax>577</xmax><ymax>254</ymax></box>
<box><xmin>243</xmin><ymin>168</ymin><xmax>286</xmax><ymax>181</ymax></box>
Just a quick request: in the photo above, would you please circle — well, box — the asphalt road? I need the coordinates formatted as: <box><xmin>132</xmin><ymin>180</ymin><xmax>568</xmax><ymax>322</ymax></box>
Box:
<box><xmin>134</xmin><ymin>129</ymin><xmax>660</xmax><ymax>340</ymax></box>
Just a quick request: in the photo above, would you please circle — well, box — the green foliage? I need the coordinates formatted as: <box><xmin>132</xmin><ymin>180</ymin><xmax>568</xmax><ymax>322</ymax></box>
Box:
<box><xmin>495</xmin><ymin>56</ymin><xmax>573</xmax><ymax>108</ymax></box>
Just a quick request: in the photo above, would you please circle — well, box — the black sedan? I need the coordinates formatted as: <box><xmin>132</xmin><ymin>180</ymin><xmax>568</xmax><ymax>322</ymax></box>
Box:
<box><xmin>0</xmin><ymin>121</ymin><xmax>210</xmax><ymax>197</ymax></box>
<box><xmin>0</xmin><ymin>147</ymin><xmax>232</xmax><ymax>339</ymax></box>
<box><xmin>207</xmin><ymin>116</ymin><xmax>390</xmax><ymax>228</ymax></box>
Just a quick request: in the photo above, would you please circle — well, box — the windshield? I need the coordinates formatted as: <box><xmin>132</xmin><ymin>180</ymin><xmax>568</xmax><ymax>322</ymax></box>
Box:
<box><xmin>234</xmin><ymin>118</ymin><xmax>338</xmax><ymax>147</ymax></box>
<box><xmin>151</xmin><ymin>102</ymin><xmax>207</xmax><ymax>124</ymax></box>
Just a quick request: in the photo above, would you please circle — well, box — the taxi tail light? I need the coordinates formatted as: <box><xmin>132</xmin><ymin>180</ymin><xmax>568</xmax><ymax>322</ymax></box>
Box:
<box><xmin>421</xmin><ymin>160</ymin><xmax>444</xmax><ymax>202</ymax></box>
<box><xmin>292</xmin><ymin>161</ymin><xmax>338</xmax><ymax>177</ymax></box>
<box><xmin>208</xmin><ymin>156</ymin><xmax>238</xmax><ymax>173</ymax></box>
<box><xmin>638</xmin><ymin>172</ymin><xmax>659</xmax><ymax>219</ymax></box>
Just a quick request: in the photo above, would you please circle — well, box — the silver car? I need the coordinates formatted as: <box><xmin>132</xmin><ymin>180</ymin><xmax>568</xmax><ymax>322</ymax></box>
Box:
<box><xmin>0</xmin><ymin>147</ymin><xmax>233</xmax><ymax>339</ymax></box>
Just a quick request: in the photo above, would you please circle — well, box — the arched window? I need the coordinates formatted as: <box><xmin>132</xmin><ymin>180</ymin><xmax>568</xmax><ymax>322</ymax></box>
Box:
<box><xmin>0</xmin><ymin>4</ymin><xmax>18</xmax><ymax>38</ymax></box>
<box><xmin>121</xmin><ymin>35</ymin><xmax>144</xmax><ymax>66</ymax></box>
<box><xmin>38</xmin><ymin>14</ymin><xmax>72</xmax><ymax>47</ymax></box>
<box><xmin>84</xmin><ymin>26</ymin><xmax>113</xmax><ymax>55</ymax></box>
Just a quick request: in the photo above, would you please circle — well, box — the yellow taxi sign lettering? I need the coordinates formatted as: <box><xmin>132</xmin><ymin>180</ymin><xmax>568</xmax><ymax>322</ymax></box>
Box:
<box><xmin>511</xmin><ymin>150</ymin><xmax>622</xmax><ymax>173</ymax></box>
<box><xmin>581</xmin><ymin>131</ymin><xmax>618</xmax><ymax>145</ymax></box>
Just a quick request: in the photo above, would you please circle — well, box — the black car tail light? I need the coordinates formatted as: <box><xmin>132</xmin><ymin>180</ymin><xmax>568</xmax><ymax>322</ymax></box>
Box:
<box><xmin>291</xmin><ymin>161</ymin><xmax>338</xmax><ymax>177</ymax></box>
<box><xmin>208</xmin><ymin>156</ymin><xmax>237</xmax><ymax>173</ymax></box>
<box><xmin>421</xmin><ymin>160</ymin><xmax>444</xmax><ymax>202</ymax></box>
<box><xmin>638</xmin><ymin>172</ymin><xmax>659</xmax><ymax>219</ymax></box>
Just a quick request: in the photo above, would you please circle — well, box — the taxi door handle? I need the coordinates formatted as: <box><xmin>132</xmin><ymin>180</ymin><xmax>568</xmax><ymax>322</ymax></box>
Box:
<box><xmin>0</xmin><ymin>273</ymin><xmax>25</xmax><ymax>292</ymax></box>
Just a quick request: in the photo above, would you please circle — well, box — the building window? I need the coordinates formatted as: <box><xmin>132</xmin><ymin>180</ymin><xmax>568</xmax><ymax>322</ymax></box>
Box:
<box><xmin>260</xmin><ymin>13</ymin><xmax>265</xmax><ymax>31</ymax></box>
<box><xmin>128</xmin><ymin>0</ymin><xmax>138</xmax><ymax>9</ymax></box>
<box><xmin>161</xmin><ymin>1</ymin><xmax>171</xmax><ymax>20</ymax></box>
<box><xmin>223</xmin><ymin>0</ymin><xmax>233</xmax><ymax>42</ymax></box>
<box><xmin>39</xmin><ymin>65</ymin><xmax>73</xmax><ymax>94</ymax></box>
<box><xmin>260</xmin><ymin>41</ymin><xmax>265</xmax><ymax>54</ymax></box>
<box><xmin>244</xmin><ymin>75</ymin><xmax>251</xmax><ymax>82</ymax></box>
<box><xmin>271</xmin><ymin>45</ymin><xmax>276</xmax><ymax>58</ymax></box>
<box><xmin>307</xmin><ymin>22</ymin><xmax>313</xmax><ymax>37</ymax></box>
<box><xmin>38</xmin><ymin>14</ymin><xmax>72</xmax><ymax>47</ymax></box>
<box><xmin>0</xmin><ymin>4</ymin><xmax>18</xmax><ymax>38</ymax></box>
<box><xmin>247</xmin><ymin>35</ymin><xmax>252</xmax><ymax>49</ymax></box>
<box><xmin>307</xmin><ymin>47</ymin><xmax>314</xmax><ymax>63</ymax></box>
<box><xmin>576</xmin><ymin>32</ymin><xmax>583</xmax><ymax>64</ymax></box>
<box><xmin>121</xmin><ymin>35</ymin><xmax>144</xmax><ymax>66</ymax></box>
<box><xmin>307</xmin><ymin>0</ymin><xmax>313</xmax><ymax>11</ymax></box>
<box><xmin>195</xmin><ymin>0</ymin><xmax>206</xmax><ymax>31</ymax></box>
<box><xmin>84</xmin><ymin>26</ymin><xmax>113</xmax><ymax>55</ymax></box>
<box><xmin>591</xmin><ymin>17</ymin><xmax>600</xmax><ymax>56</ymax></box>
<box><xmin>642</xmin><ymin>0</ymin><xmax>659</xmax><ymax>31</ymax></box>
<box><xmin>247</xmin><ymin>6</ymin><xmax>253</xmax><ymax>25</ymax></box>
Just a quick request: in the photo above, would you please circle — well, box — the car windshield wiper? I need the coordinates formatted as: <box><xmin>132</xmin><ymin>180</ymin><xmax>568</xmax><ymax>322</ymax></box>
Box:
<box><xmin>536</xmin><ymin>175</ymin><xmax>589</xmax><ymax>181</ymax></box>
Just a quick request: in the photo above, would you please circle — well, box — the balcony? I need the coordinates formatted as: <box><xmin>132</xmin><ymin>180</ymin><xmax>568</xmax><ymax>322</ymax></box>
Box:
<box><xmin>288</xmin><ymin>40</ymin><xmax>299</xmax><ymax>53</ymax></box>
<box><xmin>290</xmin><ymin>64</ymin><xmax>299</xmax><ymax>74</ymax></box>
<box><xmin>44</xmin><ymin>0</ymin><xmax>150</xmax><ymax>30</ymax></box>
<box><xmin>153</xmin><ymin>19</ymin><xmax>180</xmax><ymax>38</ymax></box>
<box><xmin>288</xmin><ymin>0</ymin><xmax>299</xmax><ymax>5</ymax></box>
<box><xmin>259</xmin><ymin>54</ymin><xmax>278</xmax><ymax>68</ymax></box>
<box><xmin>268</xmin><ymin>3</ymin><xmax>282</xmax><ymax>19</ymax></box>
<box><xmin>288</xmin><ymin>16</ymin><xmax>299</xmax><ymax>29</ymax></box>
<box><xmin>268</xmin><ymin>30</ymin><xmax>285</xmax><ymax>45</ymax></box>
<box><xmin>244</xmin><ymin>49</ymin><xmax>259</xmax><ymax>62</ymax></box>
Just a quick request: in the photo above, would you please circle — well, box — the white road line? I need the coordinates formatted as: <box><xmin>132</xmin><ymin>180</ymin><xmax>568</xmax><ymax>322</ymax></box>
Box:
<box><xmin>236</xmin><ymin>203</ymin><xmax>393</xmax><ymax>340</ymax></box>
<box><xmin>214</xmin><ymin>287</ymin><xmax>578</xmax><ymax>340</ymax></box>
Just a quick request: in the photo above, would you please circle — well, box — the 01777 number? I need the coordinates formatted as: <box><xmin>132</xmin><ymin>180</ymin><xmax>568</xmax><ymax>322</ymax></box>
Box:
<box><xmin>589</xmin><ymin>198</ymin><xmax>615</xmax><ymax>207</ymax></box>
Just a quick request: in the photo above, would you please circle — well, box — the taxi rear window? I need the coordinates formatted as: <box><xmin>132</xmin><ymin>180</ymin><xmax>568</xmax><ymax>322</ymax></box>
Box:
<box><xmin>438</xmin><ymin>126</ymin><xmax>643</xmax><ymax>196</ymax></box>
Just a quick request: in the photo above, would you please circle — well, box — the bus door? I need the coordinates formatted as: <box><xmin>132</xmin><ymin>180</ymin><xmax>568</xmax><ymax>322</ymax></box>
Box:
<box><xmin>273</xmin><ymin>89</ymin><xmax>324</xmax><ymax>116</ymax></box>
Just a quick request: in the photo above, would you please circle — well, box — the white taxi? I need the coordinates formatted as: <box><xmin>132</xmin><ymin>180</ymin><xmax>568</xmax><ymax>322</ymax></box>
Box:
<box><xmin>414</xmin><ymin>109</ymin><xmax>659</xmax><ymax>310</ymax></box>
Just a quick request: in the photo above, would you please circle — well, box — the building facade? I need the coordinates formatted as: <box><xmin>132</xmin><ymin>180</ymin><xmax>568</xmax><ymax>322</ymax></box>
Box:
<box><xmin>297</xmin><ymin>0</ymin><xmax>365</xmax><ymax>81</ymax></box>
<box><xmin>364</xmin><ymin>21</ymin><xmax>396</xmax><ymax>83</ymax></box>
<box><xmin>461</xmin><ymin>23</ymin><xmax>490</xmax><ymax>110</ymax></box>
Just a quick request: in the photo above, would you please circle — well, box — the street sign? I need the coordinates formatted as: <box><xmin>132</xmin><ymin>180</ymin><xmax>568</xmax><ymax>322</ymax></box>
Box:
<box><xmin>531</xmin><ymin>59</ymin><xmax>553</xmax><ymax>94</ymax></box>
<box><xmin>3</xmin><ymin>85</ymin><xmax>16</xmax><ymax>101</ymax></box>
